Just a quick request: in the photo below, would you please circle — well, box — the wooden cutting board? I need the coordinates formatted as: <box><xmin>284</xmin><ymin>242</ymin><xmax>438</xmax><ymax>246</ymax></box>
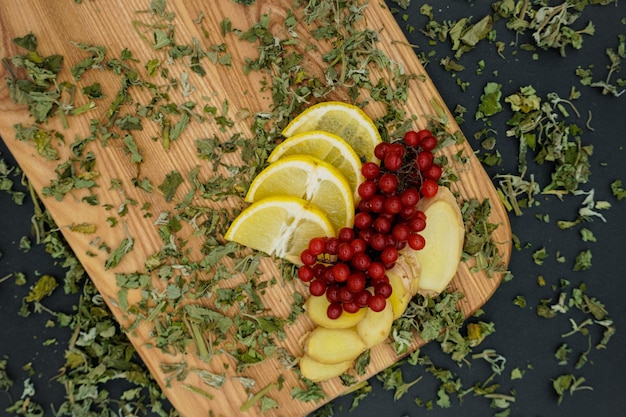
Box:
<box><xmin>0</xmin><ymin>1</ymin><xmax>512</xmax><ymax>416</ymax></box>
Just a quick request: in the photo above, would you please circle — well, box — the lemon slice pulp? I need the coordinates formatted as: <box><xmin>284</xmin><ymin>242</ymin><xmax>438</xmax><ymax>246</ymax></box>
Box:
<box><xmin>268</xmin><ymin>130</ymin><xmax>363</xmax><ymax>199</ymax></box>
<box><xmin>245</xmin><ymin>154</ymin><xmax>354</xmax><ymax>232</ymax></box>
<box><xmin>281</xmin><ymin>101</ymin><xmax>382</xmax><ymax>163</ymax></box>
<box><xmin>224</xmin><ymin>196</ymin><xmax>335</xmax><ymax>265</ymax></box>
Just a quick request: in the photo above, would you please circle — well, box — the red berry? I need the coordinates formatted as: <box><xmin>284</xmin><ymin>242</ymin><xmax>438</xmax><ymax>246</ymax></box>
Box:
<box><xmin>384</xmin><ymin>152</ymin><xmax>403</xmax><ymax>171</ymax></box>
<box><xmin>332</xmin><ymin>263</ymin><xmax>350</xmax><ymax>282</ymax></box>
<box><xmin>416</xmin><ymin>151</ymin><xmax>433</xmax><ymax>171</ymax></box>
<box><xmin>326</xmin><ymin>284</ymin><xmax>340</xmax><ymax>302</ymax></box>
<box><xmin>361</xmin><ymin>162</ymin><xmax>380</xmax><ymax>179</ymax></box>
<box><xmin>350</xmin><ymin>238</ymin><xmax>366</xmax><ymax>253</ymax></box>
<box><xmin>370</xmin><ymin>195</ymin><xmax>385</xmax><ymax>213</ymax></box>
<box><xmin>354</xmin><ymin>212</ymin><xmax>373</xmax><ymax>230</ymax></box>
<box><xmin>337</xmin><ymin>242</ymin><xmax>355</xmax><ymax>261</ymax></box>
<box><xmin>421</xmin><ymin>179</ymin><xmax>439</xmax><ymax>198</ymax></box>
<box><xmin>347</xmin><ymin>272</ymin><xmax>367</xmax><ymax>293</ymax></box>
<box><xmin>322</xmin><ymin>266</ymin><xmax>335</xmax><ymax>284</ymax></box>
<box><xmin>374</xmin><ymin>275</ymin><xmax>389</xmax><ymax>285</ymax></box>
<box><xmin>374</xmin><ymin>142</ymin><xmax>389</xmax><ymax>160</ymax></box>
<box><xmin>387</xmin><ymin>142</ymin><xmax>405</xmax><ymax>157</ymax></box>
<box><xmin>373</xmin><ymin>215</ymin><xmax>392</xmax><ymax>234</ymax></box>
<box><xmin>392</xmin><ymin>223</ymin><xmax>410</xmax><ymax>242</ymax></box>
<box><xmin>339</xmin><ymin>286</ymin><xmax>354</xmax><ymax>303</ymax></box>
<box><xmin>358</xmin><ymin>228</ymin><xmax>374</xmax><ymax>243</ymax></box>
<box><xmin>343</xmin><ymin>301</ymin><xmax>360</xmax><ymax>314</ymax></box>
<box><xmin>375</xmin><ymin>282</ymin><xmax>393</xmax><ymax>298</ymax></box>
<box><xmin>325</xmin><ymin>237</ymin><xmax>340</xmax><ymax>255</ymax></box>
<box><xmin>311</xmin><ymin>263</ymin><xmax>325</xmax><ymax>279</ymax></box>
<box><xmin>300</xmin><ymin>249</ymin><xmax>316</xmax><ymax>266</ymax></box>
<box><xmin>298</xmin><ymin>265</ymin><xmax>314</xmax><ymax>282</ymax></box>
<box><xmin>420</xmin><ymin>135</ymin><xmax>438</xmax><ymax>151</ymax></box>
<box><xmin>408</xmin><ymin>214</ymin><xmax>426</xmax><ymax>232</ymax></box>
<box><xmin>351</xmin><ymin>252</ymin><xmax>371</xmax><ymax>271</ymax></box>
<box><xmin>358</xmin><ymin>199</ymin><xmax>372</xmax><ymax>212</ymax></box>
<box><xmin>400</xmin><ymin>188</ymin><xmax>420</xmax><ymax>207</ymax></box>
<box><xmin>338</xmin><ymin>227</ymin><xmax>355</xmax><ymax>242</ymax></box>
<box><xmin>308</xmin><ymin>237</ymin><xmax>326</xmax><ymax>256</ymax></box>
<box><xmin>400</xmin><ymin>205</ymin><xmax>417</xmax><ymax>220</ymax></box>
<box><xmin>358</xmin><ymin>180</ymin><xmax>377</xmax><ymax>200</ymax></box>
<box><xmin>425</xmin><ymin>164</ymin><xmax>442</xmax><ymax>181</ymax></box>
<box><xmin>381</xmin><ymin>246</ymin><xmax>398</xmax><ymax>264</ymax></box>
<box><xmin>367</xmin><ymin>261</ymin><xmax>386</xmax><ymax>280</ymax></box>
<box><xmin>415</xmin><ymin>129</ymin><xmax>433</xmax><ymax>142</ymax></box>
<box><xmin>384</xmin><ymin>195</ymin><xmax>403</xmax><ymax>215</ymax></box>
<box><xmin>355</xmin><ymin>289</ymin><xmax>372</xmax><ymax>306</ymax></box>
<box><xmin>370</xmin><ymin>233</ymin><xmax>388</xmax><ymax>251</ymax></box>
<box><xmin>408</xmin><ymin>233</ymin><xmax>426</xmax><ymax>250</ymax></box>
<box><xmin>368</xmin><ymin>294</ymin><xmax>386</xmax><ymax>312</ymax></box>
<box><xmin>327</xmin><ymin>302</ymin><xmax>343</xmax><ymax>319</ymax></box>
<box><xmin>309</xmin><ymin>279</ymin><xmax>326</xmax><ymax>296</ymax></box>
<box><xmin>378</xmin><ymin>173</ymin><xmax>398</xmax><ymax>194</ymax></box>
<box><xmin>404</xmin><ymin>130</ymin><xmax>420</xmax><ymax>147</ymax></box>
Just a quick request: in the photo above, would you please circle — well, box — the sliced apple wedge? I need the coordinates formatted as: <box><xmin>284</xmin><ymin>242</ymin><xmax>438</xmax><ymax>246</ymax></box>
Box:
<box><xmin>414</xmin><ymin>186</ymin><xmax>464</xmax><ymax>295</ymax></box>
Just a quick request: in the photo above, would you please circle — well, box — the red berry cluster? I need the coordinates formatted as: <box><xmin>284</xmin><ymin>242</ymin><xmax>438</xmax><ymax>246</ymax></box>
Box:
<box><xmin>297</xmin><ymin>129</ymin><xmax>442</xmax><ymax>319</ymax></box>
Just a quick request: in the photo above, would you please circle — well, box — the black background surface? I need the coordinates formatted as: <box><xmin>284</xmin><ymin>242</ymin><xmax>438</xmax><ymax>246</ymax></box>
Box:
<box><xmin>1</xmin><ymin>1</ymin><xmax>625</xmax><ymax>417</ymax></box>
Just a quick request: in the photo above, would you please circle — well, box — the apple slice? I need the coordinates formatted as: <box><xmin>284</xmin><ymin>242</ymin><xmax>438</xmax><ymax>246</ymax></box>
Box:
<box><xmin>414</xmin><ymin>186</ymin><xmax>464</xmax><ymax>295</ymax></box>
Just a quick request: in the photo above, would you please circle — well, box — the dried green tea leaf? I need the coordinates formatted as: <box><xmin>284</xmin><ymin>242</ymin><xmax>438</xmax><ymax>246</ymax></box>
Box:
<box><xmin>476</xmin><ymin>82</ymin><xmax>503</xmax><ymax>119</ymax></box>
<box><xmin>158</xmin><ymin>170</ymin><xmax>184</xmax><ymax>202</ymax></box>
<box><xmin>104</xmin><ymin>237</ymin><xmax>134</xmax><ymax>270</ymax></box>
<box><xmin>610</xmin><ymin>179</ymin><xmax>626</xmax><ymax>200</ymax></box>
<box><xmin>25</xmin><ymin>274</ymin><xmax>58</xmax><ymax>302</ymax></box>
<box><xmin>69</xmin><ymin>223</ymin><xmax>97</xmax><ymax>234</ymax></box>
<box><xmin>573</xmin><ymin>250</ymin><xmax>592</xmax><ymax>271</ymax></box>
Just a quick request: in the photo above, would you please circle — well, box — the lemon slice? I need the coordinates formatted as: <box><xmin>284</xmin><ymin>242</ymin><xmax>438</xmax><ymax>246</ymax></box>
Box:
<box><xmin>245</xmin><ymin>154</ymin><xmax>354</xmax><ymax>231</ymax></box>
<box><xmin>225</xmin><ymin>196</ymin><xmax>335</xmax><ymax>265</ymax></box>
<box><xmin>281</xmin><ymin>101</ymin><xmax>382</xmax><ymax>163</ymax></box>
<box><xmin>268</xmin><ymin>130</ymin><xmax>364</xmax><ymax>198</ymax></box>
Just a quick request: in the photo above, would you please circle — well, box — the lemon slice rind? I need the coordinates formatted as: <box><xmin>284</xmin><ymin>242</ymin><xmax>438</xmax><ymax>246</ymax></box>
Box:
<box><xmin>281</xmin><ymin>101</ymin><xmax>382</xmax><ymax>163</ymax></box>
<box><xmin>268</xmin><ymin>130</ymin><xmax>363</xmax><ymax>199</ymax></box>
<box><xmin>245</xmin><ymin>154</ymin><xmax>355</xmax><ymax>231</ymax></box>
<box><xmin>224</xmin><ymin>196</ymin><xmax>335</xmax><ymax>265</ymax></box>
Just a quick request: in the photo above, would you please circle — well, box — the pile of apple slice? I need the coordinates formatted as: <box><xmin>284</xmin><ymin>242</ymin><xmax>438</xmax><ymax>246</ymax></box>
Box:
<box><xmin>299</xmin><ymin>186</ymin><xmax>465</xmax><ymax>382</ymax></box>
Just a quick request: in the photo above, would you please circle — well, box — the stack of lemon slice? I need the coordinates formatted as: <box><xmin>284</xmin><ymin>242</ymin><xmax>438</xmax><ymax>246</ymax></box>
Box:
<box><xmin>225</xmin><ymin>102</ymin><xmax>382</xmax><ymax>265</ymax></box>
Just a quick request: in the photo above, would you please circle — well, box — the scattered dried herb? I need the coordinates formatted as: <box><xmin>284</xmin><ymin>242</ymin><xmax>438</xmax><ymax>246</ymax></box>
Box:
<box><xmin>0</xmin><ymin>155</ymin><xmax>26</xmax><ymax>205</ymax></box>
<box><xmin>552</xmin><ymin>374</ymin><xmax>592</xmax><ymax>404</ymax></box>
<box><xmin>577</xmin><ymin>34</ymin><xmax>625</xmax><ymax>96</ymax></box>
<box><xmin>530</xmin><ymin>2</ymin><xmax>596</xmax><ymax>56</ymax></box>
<box><xmin>0</xmin><ymin>357</ymin><xmax>13</xmax><ymax>392</ymax></box>
<box><xmin>461</xmin><ymin>198</ymin><xmax>508</xmax><ymax>277</ymax></box>
<box><xmin>573</xmin><ymin>249</ymin><xmax>592</xmax><ymax>271</ymax></box>
<box><xmin>475</xmin><ymin>82</ymin><xmax>504</xmax><ymax>120</ymax></box>
<box><xmin>610</xmin><ymin>179</ymin><xmax>626</xmax><ymax>200</ymax></box>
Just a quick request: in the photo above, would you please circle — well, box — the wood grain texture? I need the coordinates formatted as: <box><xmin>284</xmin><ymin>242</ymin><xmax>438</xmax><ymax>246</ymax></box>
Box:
<box><xmin>0</xmin><ymin>1</ymin><xmax>512</xmax><ymax>416</ymax></box>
